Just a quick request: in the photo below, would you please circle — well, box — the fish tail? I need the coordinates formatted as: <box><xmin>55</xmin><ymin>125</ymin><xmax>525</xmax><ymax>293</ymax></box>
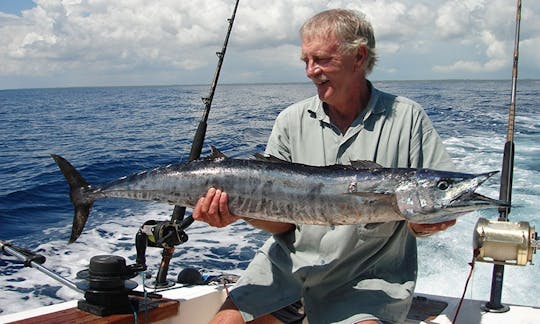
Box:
<box><xmin>51</xmin><ymin>154</ymin><xmax>95</xmax><ymax>243</ymax></box>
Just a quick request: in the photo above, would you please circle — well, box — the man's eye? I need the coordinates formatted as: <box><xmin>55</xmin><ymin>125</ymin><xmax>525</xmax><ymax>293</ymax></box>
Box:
<box><xmin>315</xmin><ymin>57</ymin><xmax>332</xmax><ymax>65</ymax></box>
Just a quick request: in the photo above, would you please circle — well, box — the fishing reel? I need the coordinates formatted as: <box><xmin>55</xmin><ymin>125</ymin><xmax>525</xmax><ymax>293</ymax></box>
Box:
<box><xmin>473</xmin><ymin>217</ymin><xmax>539</xmax><ymax>266</ymax></box>
<box><xmin>134</xmin><ymin>219</ymin><xmax>190</xmax><ymax>270</ymax></box>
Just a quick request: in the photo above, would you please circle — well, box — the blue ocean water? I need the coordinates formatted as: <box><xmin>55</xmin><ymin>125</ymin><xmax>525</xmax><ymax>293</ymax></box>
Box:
<box><xmin>0</xmin><ymin>81</ymin><xmax>539</xmax><ymax>315</ymax></box>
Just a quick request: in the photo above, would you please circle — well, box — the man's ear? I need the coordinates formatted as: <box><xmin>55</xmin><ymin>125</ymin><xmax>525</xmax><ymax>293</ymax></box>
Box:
<box><xmin>354</xmin><ymin>46</ymin><xmax>368</xmax><ymax>72</ymax></box>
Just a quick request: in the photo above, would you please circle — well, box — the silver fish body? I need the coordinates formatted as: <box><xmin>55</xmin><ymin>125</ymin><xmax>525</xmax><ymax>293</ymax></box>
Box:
<box><xmin>52</xmin><ymin>148</ymin><xmax>506</xmax><ymax>243</ymax></box>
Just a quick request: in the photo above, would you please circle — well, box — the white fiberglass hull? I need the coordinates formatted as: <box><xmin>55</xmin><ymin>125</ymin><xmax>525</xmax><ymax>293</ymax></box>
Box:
<box><xmin>1</xmin><ymin>286</ymin><xmax>538</xmax><ymax>324</ymax></box>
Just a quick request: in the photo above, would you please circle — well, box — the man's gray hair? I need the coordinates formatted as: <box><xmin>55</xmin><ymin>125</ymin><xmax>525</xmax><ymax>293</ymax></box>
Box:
<box><xmin>300</xmin><ymin>9</ymin><xmax>377</xmax><ymax>75</ymax></box>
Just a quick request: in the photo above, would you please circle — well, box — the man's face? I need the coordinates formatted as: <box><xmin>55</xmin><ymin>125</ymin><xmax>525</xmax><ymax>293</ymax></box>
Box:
<box><xmin>300</xmin><ymin>35</ymin><xmax>363</xmax><ymax>107</ymax></box>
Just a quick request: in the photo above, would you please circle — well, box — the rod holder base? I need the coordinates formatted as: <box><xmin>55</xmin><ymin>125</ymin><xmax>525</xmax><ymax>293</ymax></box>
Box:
<box><xmin>481</xmin><ymin>303</ymin><xmax>510</xmax><ymax>313</ymax></box>
<box><xmin>145</xmin><ymin>279</ymin><xmax>176</xmax><ymax>290</ymax></box>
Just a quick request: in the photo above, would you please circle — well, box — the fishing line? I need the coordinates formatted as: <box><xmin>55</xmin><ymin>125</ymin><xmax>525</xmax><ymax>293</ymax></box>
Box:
<box><xmin>452</xmin><ymin>250</ymin><xmax>479</xmax><ymax>323</ymax></box>
<box><xmin>140</xmin><ymin>271</ymin><xmax>148</xmax><ymax>324</ymax></box>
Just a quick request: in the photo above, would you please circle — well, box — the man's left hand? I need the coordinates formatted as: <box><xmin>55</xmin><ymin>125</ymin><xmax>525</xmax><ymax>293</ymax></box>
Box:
<box><xmin>408</xmin><ymin>220</ymin><xmax>456</xmax><ymax>237</ymax></box>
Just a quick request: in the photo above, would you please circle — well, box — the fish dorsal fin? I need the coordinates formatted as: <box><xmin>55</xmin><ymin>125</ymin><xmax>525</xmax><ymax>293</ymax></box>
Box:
<box><xmin>206</xmin><ymin>146</ymin><xmax>228</xmax><ymax>161</ymax></box>
<box><xmin>253</xmin><ymin>153</ymin><xmax>286</xmax><ymax>163</ymax></box>
<box><xmin>350</xmin><ymin>160</ymin><xmax>382</xmax><ymax>169</ymax></box>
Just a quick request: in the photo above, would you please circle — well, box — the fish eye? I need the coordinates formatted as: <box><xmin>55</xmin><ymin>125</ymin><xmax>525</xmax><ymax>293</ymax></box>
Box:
<box><xmin>437</xmin><ymin>180</ymin><xmax>450</xmax><ymax>191</ymax></box>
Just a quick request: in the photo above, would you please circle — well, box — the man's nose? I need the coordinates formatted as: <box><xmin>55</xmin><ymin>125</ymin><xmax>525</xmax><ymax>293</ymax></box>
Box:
<box><xmin>305</xmin><ymin>60</ymin><xmax>322</xmax><ymax>78</ymax></box>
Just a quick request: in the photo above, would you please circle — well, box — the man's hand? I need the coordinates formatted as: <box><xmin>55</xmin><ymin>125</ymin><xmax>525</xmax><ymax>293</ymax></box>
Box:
<box><xmin>408</xmin><ymin>220</ymin><xmax>456</xmax><ymax>237</ymax></box>
<box><xmin>193</xmin><ymin>188</ymin><xmax>295</xmax><ymax>235</ymax></box>
<box><xmin>193</xmin><ymin>188</ymin><xmax>240</xmax><ymax>228</ymax></box>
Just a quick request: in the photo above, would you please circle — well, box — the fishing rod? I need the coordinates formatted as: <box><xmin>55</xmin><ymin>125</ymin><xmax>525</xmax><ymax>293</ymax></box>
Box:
<box><xmin>151</xmin><ymin>0</ymin><xmax>241</xmax><ymax>288</ymax></box>
<box><xmin>452</xmin><ymin>3</ymin><xmax>538</xmax><ymax>320</ymax></box>
<box><xmin>0</xmin><ymin>240</ymin><xmax>84</xmax><ymax>294</ymax></box>
<box><xmin>485</xmin><ymin>0</ymin><xmax>521</xmax><ymax>313</ymax></box>
<box><xmin>172</xmin><ymin>0</ymin><xmax>240</xmax><ymax>223</ymax></box>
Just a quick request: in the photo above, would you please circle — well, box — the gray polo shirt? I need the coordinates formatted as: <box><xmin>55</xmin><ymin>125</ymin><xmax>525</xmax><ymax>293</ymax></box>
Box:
<box><xmin>229</xmin><ymin>84</ymin><xmax>454</xmax><ymax>323</ymax></box>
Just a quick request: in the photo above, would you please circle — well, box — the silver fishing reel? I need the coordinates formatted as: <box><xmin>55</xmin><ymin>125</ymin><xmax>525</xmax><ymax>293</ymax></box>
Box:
<box><xmin>473</xmin><ymin>217</ymin><xmax>538</xmax><ymax>266</ymax></box>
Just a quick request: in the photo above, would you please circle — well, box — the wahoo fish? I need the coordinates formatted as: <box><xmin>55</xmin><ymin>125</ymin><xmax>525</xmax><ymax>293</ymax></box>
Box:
<box><xmin>51</xmin><ymin>147</ymin><xmax>506</xmax><ymax>243</ymax></box>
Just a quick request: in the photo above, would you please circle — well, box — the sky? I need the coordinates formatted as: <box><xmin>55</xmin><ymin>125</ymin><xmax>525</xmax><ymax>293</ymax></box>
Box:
<box><xmin>0</xmin><ymin>0</ymin><xmax>539</xmax><ymax>89</ymax></box>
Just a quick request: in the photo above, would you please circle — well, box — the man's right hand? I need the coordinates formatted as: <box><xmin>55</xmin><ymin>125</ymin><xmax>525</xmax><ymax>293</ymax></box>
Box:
<box><xmin>193</xmin><ymin>188</ymin><xmax>295</xmax><ymax>235</ymax></box>
<box><xmin>192</xmin><ymin>188</ymin><xmax>241</xmax><ymax>228</ymax></box>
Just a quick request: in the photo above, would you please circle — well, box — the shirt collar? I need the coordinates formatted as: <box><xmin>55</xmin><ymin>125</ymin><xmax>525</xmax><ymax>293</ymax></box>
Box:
<box><xmin>308</xmin><ymin>80</ymin><xmax>383</xmax><ymax>125</ymax></box>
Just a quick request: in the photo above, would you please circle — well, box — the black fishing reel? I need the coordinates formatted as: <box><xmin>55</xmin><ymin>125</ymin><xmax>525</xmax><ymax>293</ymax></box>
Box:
<box><xmin>140</xmin><ymin>220</ymin><xmax>189</xmax><ymax>248</ymax></box>
<box><xmin>134</xmin><ymin>219</ymin><xmax>190</xmax><ymax>270</ymax></box>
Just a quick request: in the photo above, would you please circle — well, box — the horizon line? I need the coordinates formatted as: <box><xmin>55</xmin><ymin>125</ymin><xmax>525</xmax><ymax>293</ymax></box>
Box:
<box><xmin>1</xmin><ymin>78</ymin><xmax>538</xmax><ymax>91</ymax></box>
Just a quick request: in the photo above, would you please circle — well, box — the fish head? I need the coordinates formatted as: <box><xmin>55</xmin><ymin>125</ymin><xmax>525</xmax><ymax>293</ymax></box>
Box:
<box><xmin>395</xmin><ymin>169</ymin><xmax>507</xmax><ymax>223</ymax></box>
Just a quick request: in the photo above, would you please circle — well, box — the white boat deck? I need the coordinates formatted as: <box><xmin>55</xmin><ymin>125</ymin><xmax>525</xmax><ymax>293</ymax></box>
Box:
<box><xmin>408</xmin><ymin>293</ymin><xmax>540</xmax><ymax>324</ymax></box>
<box><xmin>0</xmin><ymin>286</ymin><xmax>538</xmax><ymax>324</ymax></box>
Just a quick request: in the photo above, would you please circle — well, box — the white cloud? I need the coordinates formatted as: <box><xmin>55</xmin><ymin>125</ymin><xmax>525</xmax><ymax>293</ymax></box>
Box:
<box><xmin>431</xmin><ymin>0</ymin><xmax>540</xmax><ymax>77</ymax></box>
<box><xmin>0</xmin><ymin>0</ymin><xmax>539</xmax><ymax>88</ymax></box>
<box><xmin>436</xmin><ymin>2</ymin><xmax>472</xmax><ymax>40</ymax></box>
<box><xmin>1</xmin><ymin>1</ymin><xmax>234</xmax><ymax>76</ymax></box>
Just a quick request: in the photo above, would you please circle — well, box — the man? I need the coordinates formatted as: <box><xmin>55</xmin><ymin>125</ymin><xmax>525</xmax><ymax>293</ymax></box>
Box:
<box><xmin>194</xmin><ymin>9</ymin><xmax>455</xmax><ymax>324</ymax></box>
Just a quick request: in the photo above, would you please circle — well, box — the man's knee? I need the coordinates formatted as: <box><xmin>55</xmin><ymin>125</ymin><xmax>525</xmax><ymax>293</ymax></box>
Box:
<box><xmin>210</xmin><ymin>297</ymin><xmax>283</xmax><ymax>324</ymax></box>
<box><xmin>209</xmin><ymin>297</ymin><xmax>244</xmax><ymax>324</ymax></box>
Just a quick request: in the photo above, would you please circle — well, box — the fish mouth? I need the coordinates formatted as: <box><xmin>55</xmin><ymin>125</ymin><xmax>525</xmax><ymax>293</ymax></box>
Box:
<box><xmin>449</xmin><ymin>192</ymin><xmax>510</xmax><ymax>209</ymax></box>
<box><xmin>417</xmin><ymin>191</ymin><xmax>509</xmax><ymax>224</ymax></box>
<box><xmin>475</xmin><ymin>170</ymin><xmax>500</xmax><ymax>186</ymax></box>
<box><xmin>448</xmin><ymin>171</ymin><xmax>509</xmax><ymax>209</ymax></box>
